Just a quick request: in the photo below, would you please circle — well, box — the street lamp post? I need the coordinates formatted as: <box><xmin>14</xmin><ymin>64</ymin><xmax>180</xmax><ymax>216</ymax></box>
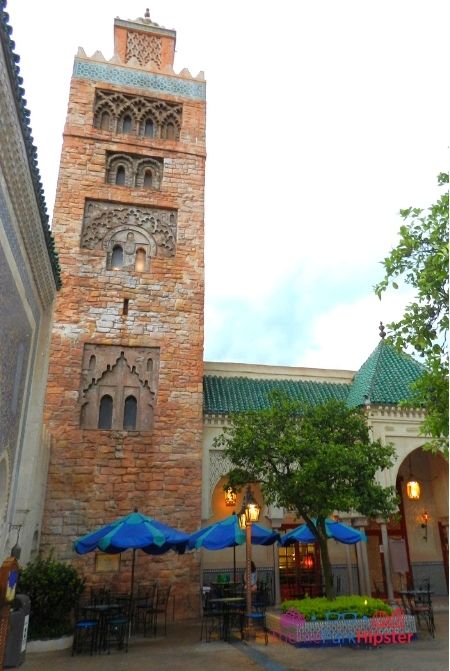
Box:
<box><xmin>238</xmin><ymin>485</ymin><xmax>261</xmax><ymax>640</ymax></box>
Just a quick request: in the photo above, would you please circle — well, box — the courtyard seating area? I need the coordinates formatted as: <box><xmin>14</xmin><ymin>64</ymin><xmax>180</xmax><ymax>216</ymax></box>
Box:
<box><xmin>71</xmin><ymin>583</ymin><xmax>174</xmax><ymax>656</ymax></box>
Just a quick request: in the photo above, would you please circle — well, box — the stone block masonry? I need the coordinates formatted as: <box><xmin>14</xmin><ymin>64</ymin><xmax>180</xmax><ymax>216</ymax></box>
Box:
<box><xmin>41</xmin><ymin>14</ymin><xmax>206</xmax><ymax>619</ymax></box>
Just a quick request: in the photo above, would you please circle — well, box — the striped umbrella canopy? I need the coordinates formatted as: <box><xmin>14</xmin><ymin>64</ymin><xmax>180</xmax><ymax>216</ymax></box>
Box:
<box><xmin>74</xmin><ymin>510</ymin><xmax>189</xmax><ymax>597</ymax></box>
<box><xmin>187</xmin><ymin>514</ymin><xmax>279</xmax><ymax>550</ymax></box>
<box><xmin>280</xmin><ymin>518</ymin><xmax>366</xmax><ymax>546</ymax></box>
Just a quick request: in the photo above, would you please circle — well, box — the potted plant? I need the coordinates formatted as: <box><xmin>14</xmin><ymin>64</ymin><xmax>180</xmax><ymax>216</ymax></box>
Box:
<box><xmin>17</xmin><ymin>556</ymin><xmax>85</xmax><ymax>651</ymax></box>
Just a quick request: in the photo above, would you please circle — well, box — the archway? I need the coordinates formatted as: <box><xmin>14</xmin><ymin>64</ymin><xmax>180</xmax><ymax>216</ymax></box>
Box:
<box><xmin>397</xmin><ymin>447</ymin><xmax>448</xmax><ymax>594</ymax></box>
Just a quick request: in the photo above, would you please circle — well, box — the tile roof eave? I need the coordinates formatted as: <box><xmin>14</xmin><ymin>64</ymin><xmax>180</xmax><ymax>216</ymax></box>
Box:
<box><xmin>0</xmin><ymin>1</ymin><xmax>61</xmax><ymax>288</ymax></box>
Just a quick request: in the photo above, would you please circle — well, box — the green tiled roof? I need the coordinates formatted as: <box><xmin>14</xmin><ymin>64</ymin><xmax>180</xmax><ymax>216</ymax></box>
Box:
<box><xmin>204</xmin><ymin>342</ymin><xmax>425</xmax><ymax>414</ymax></box>
<box><xmin>203</xmin><ymin>376</ymin><xmax>351</xmax><ymax>414</ymax></box>
<box><xmin>346</xmin><ymin>340</ymin><xmax>425</xmax><ymax>408</ymax></box>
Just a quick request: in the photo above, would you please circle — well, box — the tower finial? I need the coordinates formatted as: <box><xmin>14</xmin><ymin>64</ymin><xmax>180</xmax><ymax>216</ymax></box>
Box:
<box><xmin>379</xmin><ymin>321</ymin><xmax>386</xmax><ymax>339</ymax></box>
<box><xmin>144</xmin><ymin>8</ymin><xmax>150</xmax><ymax>19</ymax></box>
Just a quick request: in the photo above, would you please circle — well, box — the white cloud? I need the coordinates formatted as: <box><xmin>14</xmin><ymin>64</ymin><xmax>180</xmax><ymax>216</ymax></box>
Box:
<box><xmin>300</xmin><ymin>290</ymin><xmax>416</xmax><ymax>370</ymax></box>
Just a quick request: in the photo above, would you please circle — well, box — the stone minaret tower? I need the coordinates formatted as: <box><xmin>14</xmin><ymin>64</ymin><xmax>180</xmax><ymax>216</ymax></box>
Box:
<box><xmin>41</xmin><ymin>12</ymin><xmax>206</xmax><ymax>608</ymax></box>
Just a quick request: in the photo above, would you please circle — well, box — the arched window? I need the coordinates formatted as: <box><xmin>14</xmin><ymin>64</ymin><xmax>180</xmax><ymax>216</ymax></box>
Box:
<box><xmin>111</xmin><ymin>245</ymin><xmax>124</xmax><ymax>269</ymax></box>
<box><xmin>143</xmin><ymin>170</ymin><xmax>153</xmax><ymax>189</ymax></box>
<box><xmin>98</xmin><ymin>395</ymin><xmax>113</xmax><ymax>429</ymax></box>
<box><xmin>164</xmin><ymin>122</ymin><xmax>176</xmax><ymax>140</ymax></box>
<box><xmin>123</xmin><ymin>395</ymin><xmax>137</xmax><ymax>430</ymax></box>
<box><xmin>122</xmin><ymin>114</ymin><xmax>132</xmax><ymax>133</ymax></box>
<box><xmin>147</xmin><ymin>358</ymin><xmax>153</xmax><ymax>372</ymax></box>
<box><xmin>100</xmin><ymin>111</ymin><xmax>110</xmax><ymax>131</ymax></box>
<box><xmin>88</xmin><ymin>355</ymin><xmax>96</xmax><ymax>370</ymax></box>
<box><xmin>144</xmin><ymin>119</ymin><xmax>154</xmax><ymax>137</ymax></box>
<box><xmin>115</xmin><ymin>166</ymin><xmax>126</xmax><ymax>185</ymax></box>
<box><xmin>135</xmin><ymin>248</ymin><xmax>146</xmax><ymax>272</ymax></box>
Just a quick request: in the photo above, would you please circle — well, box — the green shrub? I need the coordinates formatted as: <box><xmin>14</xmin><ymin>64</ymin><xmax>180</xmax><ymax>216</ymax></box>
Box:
<box><xmin>281</xmin><ymin>595</ymin><xmax>392</xmax><ymax>621</ymax></box>
<box><xmin>17</xmin><ymin>556</ymin><xmax>85</xmax><ymax>640</ymax></box>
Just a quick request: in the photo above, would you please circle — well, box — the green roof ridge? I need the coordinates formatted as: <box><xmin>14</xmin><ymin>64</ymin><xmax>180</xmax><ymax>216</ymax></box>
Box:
<box><xmin>346</xmin><ymin>340</ymin><xmax>425</xmax><ymax>408</ymax></box>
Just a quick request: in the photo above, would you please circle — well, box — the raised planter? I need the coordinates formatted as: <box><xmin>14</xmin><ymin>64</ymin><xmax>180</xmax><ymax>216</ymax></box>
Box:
<box><xmin>267</xmin><ymin>610</ymin><xmax>416</xmax><ymax>647</ymax></box>
<box><xmin>26</xmin><ymin>635</ymin><xmax>73</xmax><ymax>653</ymax></box>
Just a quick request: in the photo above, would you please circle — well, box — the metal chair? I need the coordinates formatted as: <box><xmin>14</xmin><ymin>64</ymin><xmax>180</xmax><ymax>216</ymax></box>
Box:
<box><xmin>133</xmin><ymin>583</ymin><xmax>156</xmax><ymax>633</ymax></box>
<box><xmin>104</xmin><ymin>600</ymin><xmax>132</xmax><ymax>653</ymax></box>
<box><xmin>200</xmin><ymin>589</ymin><xmax>224</xmax><ymax>642</ymax></box>
<box><xmin>243</xmin><ymin>588</ymin><xmax>269</xmax><ymax>644</ymax></box>
<box><xmin>143</xmin><ymin>584</ymin><xmax>172</xmax><ymax>636</ymax></box>
<box><xmin>412</xmin><ymin>584</ymin><xmax>435</xmax><ymax>637</ymax></box>
<box><xmin>72</xmin><ymin>598</ymin><xmax>100</xmax><ymax>656</ymax></box>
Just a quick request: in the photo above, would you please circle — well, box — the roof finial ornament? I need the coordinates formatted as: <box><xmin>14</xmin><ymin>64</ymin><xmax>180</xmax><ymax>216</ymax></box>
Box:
<box><xmin>379</xmin><ymin>321</ymin><xmax>386</xmax><ymax>339</ymax></box>
<box><xmin>144</xmin><ymin>8</ymin><xmax>150</xmax><ymax>19</ymax></box>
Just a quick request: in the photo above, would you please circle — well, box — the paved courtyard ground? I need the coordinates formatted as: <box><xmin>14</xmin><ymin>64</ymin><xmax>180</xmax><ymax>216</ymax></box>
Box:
<box><xmin>20</xmin><ymin>611</ymin><xmax>448</xmax><ymax>671</ymax></box>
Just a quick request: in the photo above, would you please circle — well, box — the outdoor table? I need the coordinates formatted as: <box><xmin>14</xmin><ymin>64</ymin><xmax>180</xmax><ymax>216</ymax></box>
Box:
<box><xmin>81</xmin><ymin>603</ymin><xmax>121</xmax><ymax>651</ymax></box>
<box><xmin>208</xmin><ymin>597</ymin><xmax>245</xmax><ymax>641</ymax></box>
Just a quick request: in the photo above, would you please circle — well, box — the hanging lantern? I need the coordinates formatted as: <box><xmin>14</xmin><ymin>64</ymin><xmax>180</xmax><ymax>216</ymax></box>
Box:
<box><xmin>224</xmin><ymin>487</ymin><xmax>237</xmax><ymax>507</ymax></box>
<box><xmin>406</xmin><ymin>479</ymin><xmax>421</xmax><ymax>500</ymax></box>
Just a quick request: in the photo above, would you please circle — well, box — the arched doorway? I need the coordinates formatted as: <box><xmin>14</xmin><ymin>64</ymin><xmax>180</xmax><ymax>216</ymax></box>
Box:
<box><xmin>396</xmin><ymin>448</ymin><xmax>448</xmax><ymax>594</ymax></box>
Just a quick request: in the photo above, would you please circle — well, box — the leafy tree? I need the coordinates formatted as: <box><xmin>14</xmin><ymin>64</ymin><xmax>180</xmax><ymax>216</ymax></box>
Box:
<box><xmin>214</xmin><ymin>392</ymin><xmax>397</xmax><ymax>600</ymax></box>
<box><xmin>375</xmin><ymin>173</ymin><xmax>449</xmax><ymax>456</ymax></box>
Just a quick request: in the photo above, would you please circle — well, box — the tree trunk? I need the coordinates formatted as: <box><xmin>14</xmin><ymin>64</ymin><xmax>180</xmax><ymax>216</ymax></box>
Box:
<box><xmin>318</xmin><ymin>534</ymin><xmax>335</xmax><ymax>600</ymax></box>
<box><xmin>304</xmin><ymin>515</ymin><xmax>335</xmax><ymax>601</ymax></box>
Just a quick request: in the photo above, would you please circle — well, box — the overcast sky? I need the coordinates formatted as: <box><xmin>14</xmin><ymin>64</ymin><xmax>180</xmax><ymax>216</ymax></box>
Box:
<box><xmin>7</xmin><ymin>0</ymin><xmax>449</xmax><ymax>371</ymax></box>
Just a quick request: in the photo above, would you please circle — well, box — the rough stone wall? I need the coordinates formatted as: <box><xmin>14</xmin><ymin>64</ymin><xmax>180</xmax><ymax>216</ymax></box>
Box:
<box><xmin>41</xmin><ymin>63</ymin><xmax>205</xmax><ymax>615</ymax></box>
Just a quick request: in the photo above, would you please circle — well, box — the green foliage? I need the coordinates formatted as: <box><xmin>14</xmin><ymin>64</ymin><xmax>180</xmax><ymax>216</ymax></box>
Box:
<box><xmin>215</xmin><ymin>393</ymin><xmax>397</xmax><ymax>599</ymax></box>
<box><xmin>375</xmin><ymin>173</ymin><xmax>449</xmax><ymax>456</ymax></box>
<box><xmin>18</xmin><ymin>556</ymin><xmax>85</xmax><ymax>640</ymax></box>
<box><xmin>281</xmin><ymin>595</ymin><xmax>392</xmax><ymax>620</ymax></box>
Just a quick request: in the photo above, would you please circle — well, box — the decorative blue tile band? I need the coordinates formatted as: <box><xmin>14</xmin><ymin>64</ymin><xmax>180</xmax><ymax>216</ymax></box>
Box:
<box><xmin>0</xmin><ymin>181</ymin><xmax>39</xmax><ymax>323</ymax></box>
<box><xmin>73</xmin><ymin>59</ymin><xmax>206</xmax><ymax>100</ymax></box>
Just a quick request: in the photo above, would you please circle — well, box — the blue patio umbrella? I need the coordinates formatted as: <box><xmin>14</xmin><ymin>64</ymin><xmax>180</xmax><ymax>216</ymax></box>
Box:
<box><xmin>74</xmin><ymin>510</ymin><xmax>189</xmax><ymax>597</ymax></box>
<box><xmin>187</xmin><ymin>514</ymin><xmax>280</xmax><ymax>550</ymax></box>
<box><xmin>279</xmin><ymin>518</ymin><xmax>366</xmax><ymax>546</ymax></box>
<box><xmin>188</xmin><ymin>514</ymin><xmax>279</xmax><ymax>583</ymax></box>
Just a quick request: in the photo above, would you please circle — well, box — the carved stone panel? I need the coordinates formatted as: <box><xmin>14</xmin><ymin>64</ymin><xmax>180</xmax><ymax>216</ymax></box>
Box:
<box><xmin>125</xmin><ymin>31</ymin><xmax>162</xmax><ymax>68</ymax></box>
<box><xmin>79</xmin><ymin>344</ymin><xmax>160</xmax><ymax>431</ymax></box>
<box><xmin>80</xmin><ymin>200</ymin><xmax>177</xmax><ymax>262</ymax></box>
<box><xmin>106</xmin><ymin>152</ymin><xmax>163</xmax><ymax>190</ymax></box>
<box><xmin>93</xmin><ymin>90</ymin><xmax>182</xmax><ymax>141</ymax></box>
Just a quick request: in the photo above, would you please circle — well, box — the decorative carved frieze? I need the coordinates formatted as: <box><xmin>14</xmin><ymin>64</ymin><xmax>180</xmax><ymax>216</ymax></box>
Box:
<box><xmin>0</xmin><ymin>47</ymin><xmax>58</xmax><ymax>307</ymax></box>
<box><xmin>93</xmin><ymin>89</ymin><xmax>182</xmax><ymax>140</ymax></box>
<box><xmin>125</xmin><ymin>31</ymin><xmax>162</xmax><ymax>68</ymax></box>
<box><xmin>80</xmin><ymin>200</ymin><xmax>177</xmax><ymax>258</ymax></box>
<box><xmin>79</xmin><ymin>344</ymin><xmax>160</xmax><ymax>431</ymax></box>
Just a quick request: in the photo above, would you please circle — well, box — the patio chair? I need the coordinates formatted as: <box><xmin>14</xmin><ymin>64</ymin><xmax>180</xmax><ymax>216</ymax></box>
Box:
<box><xmin>411</xmin><ymin>585</ymin><xmax>435</xmax><ymax>637</ymax></box>
<box><xmin>143</xmin><ymin>584</ymin><xmax>172</xmax><ymax>636</ymax></box>
<box><xmin>243</xmin><ymin>588</ymin><xmax>269</xmax><ymax>644</ymax></box>
<box><xmin>104</xmin><ymin>600</ymin><xmax>132</xmax><ymax>653</ymax></box>
<box><xmin>133</xmin><ymin>583</ymin><xmax>157</xmax><ymax>633</ymax></box>
<box><xmin>71</xmin><ymin>597</ymin><xmax>100</xmax><ymax>656</ymax></box>
<box><xmin>200</xmin><ymin>589</ymin><xmax>224</xmax><ymax>642</ymax></box>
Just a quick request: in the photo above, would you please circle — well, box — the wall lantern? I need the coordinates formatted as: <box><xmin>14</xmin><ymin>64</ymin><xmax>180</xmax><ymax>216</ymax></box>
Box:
<box><xmin>421</xmin><ymin>511</ymin><xmax>429</xmax><ymax>541</ymax></box>
<box><xmin>406</xmin><ymin>479</ymin><xmax>421</xmax><ymax>500</ymax></box>
<box><xmin>224</xmin><ymin>487</ymin><xmax>237</xmax><ymax>507</ymax></box>
<box><xmin>406</xmin><ymin>456</ymin><xmax>420</xmax><ymax>500</ymax></box>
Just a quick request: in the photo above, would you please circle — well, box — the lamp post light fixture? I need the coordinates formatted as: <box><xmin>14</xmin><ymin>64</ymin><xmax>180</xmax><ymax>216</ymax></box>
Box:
<box><xmin>238</xmin><ymin>485</ymin><xmax>261</xmax><ymax>639</ymax></box>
